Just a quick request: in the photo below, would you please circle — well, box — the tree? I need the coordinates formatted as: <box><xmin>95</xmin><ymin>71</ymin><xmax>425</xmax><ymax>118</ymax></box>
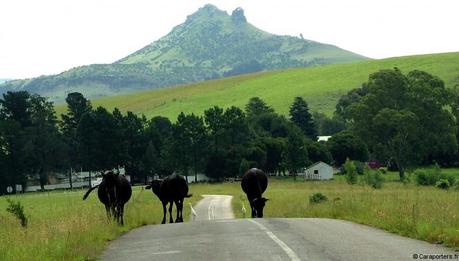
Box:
<box><xmin>313</xmin><ymin>111</ymin><xmax>345</xmax><ymax>136</ymax></box>
<box><xmin>115</xmin><ymin>110</ymin><xmax>147</xmax><ymax>181</ymax></box>
<box><xmin>345</xmin><ymin>68</ymin><xmax>457</xmax><ymax>179</ymax></box>
<box><xmin>285</xmin><ymin>129</ymin><xmax>308</xmax><ymax>181</ymax></box>
<box><xmin>60</xmin><ymin>92</ymin><xmax>92</xmax><ymax>168</ymax></box>
<box><xmin>145</xmin><ymin>116</ymin><xmax>173</xmax><ymax>177</ymax></box>
<box><xmin>172</xmin><ymin>113</ymin><xmax>208</xmax><ymax>182</ymax></box>
<box><xmin>245</xmin><ymin>97</ymin><xmax>274</xmax><ymax>118</ymax></box>
<box><xmin>344</xmin><ymin>158</ymin><xmax>358</xmax><ymax>185</ymax></box>
<box><xmin>306</xmin><ymin>141</ymin><xmax>332</xmax><ymax>165</ymax></box>
<box><xmin>289</xmin><ymin>97</ymin><xmax>317</xmax><ymax>139</ymax></box>
<box><xmin>204</xmin><ymin>106</ymin><xmax>225</xmax><ymax>152</ymax></box>
<box><xmin>77</xmin><ymin>107</ymin><xmax>123</xmax><ymax>170</ymax></box>
<box><xmin>23</xmin><ymin>95</ymin><xmax>67</xmax><ymax>189</ymax></box>
<box><xmin>327</xmin><ymin>131</ymin><xmax>368</xmax><ymax>166</ymax></box>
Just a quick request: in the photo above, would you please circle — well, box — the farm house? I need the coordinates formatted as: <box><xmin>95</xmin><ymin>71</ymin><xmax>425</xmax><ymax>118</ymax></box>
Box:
<box><xmin>304</xmin><ymin>161</ymin><xmax>334</xmax><ymax>180</ymax></box>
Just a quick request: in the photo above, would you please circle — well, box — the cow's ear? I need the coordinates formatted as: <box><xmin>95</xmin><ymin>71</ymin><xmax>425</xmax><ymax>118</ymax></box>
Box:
<box><xmin>263</xmin><ymin>198</ymin><xmax>269</xmax><ymax>202</ymax></box>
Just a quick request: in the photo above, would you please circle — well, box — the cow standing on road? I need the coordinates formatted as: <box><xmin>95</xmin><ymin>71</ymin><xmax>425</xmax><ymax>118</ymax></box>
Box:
<box><xmin>83</xmin><ymin>171</ymin><xmax>132</xmax><ymax>225</ymax></box>
<box><xmin>241</xmin><ymin>168</ymin><xmax>269</xmax><ymax>218</ymax></box>
<box><xmin>146</xmin><ymin>173</ymin><xmax>192</xmax><ymax>224</ymax></box>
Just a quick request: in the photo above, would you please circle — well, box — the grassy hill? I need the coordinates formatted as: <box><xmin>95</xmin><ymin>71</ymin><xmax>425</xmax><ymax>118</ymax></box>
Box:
<box><xmin>56</xmin><ymin>52</ymin><xmax>459</xmax><ymax>119</ymax></box>
<box><xmin>1</xmin><ymin>4</ymin><xmax>366</xmax><ymax>102</ymax></box>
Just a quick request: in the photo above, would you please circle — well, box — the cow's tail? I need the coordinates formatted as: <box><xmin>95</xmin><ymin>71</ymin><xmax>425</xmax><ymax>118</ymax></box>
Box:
<box><xmin>185</xmin><ymin>193</ymin><xmax>192</xmax><ymax>198</ymax></box>
<box><xmin>83</xmin><ymin>185</ymin><xmax>99</xmax><ymax>200</ymax></box>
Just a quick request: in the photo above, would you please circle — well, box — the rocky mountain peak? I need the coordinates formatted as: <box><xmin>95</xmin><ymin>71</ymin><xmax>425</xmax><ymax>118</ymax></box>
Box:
<box><xmin>231</xmin><ymin>7</ymin><xmax>247</xmax><ymax>24</ymax></box>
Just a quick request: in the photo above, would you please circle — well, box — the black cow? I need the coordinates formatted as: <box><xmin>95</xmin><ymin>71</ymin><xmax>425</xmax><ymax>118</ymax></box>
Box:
<box><xmin>83</xmin><ymin>171</ymin><xmax>132</xmax><ymax>225</ymax></box>
<box><xmin>241</xmin><ymin>168</ymin><xmax>269</xmax><ymax>218</ymax></box>
<box><xmin>146</xmin><ymin>173</ymin><xmax>192</xmax><ymax>224</ymax></box>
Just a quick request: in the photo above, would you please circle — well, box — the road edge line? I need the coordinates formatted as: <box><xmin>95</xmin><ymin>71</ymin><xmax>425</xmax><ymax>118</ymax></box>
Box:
<box><xmin>248</xmin><ymin>219</ymin><xmax>303</xmax><ymax>261</ymax></box>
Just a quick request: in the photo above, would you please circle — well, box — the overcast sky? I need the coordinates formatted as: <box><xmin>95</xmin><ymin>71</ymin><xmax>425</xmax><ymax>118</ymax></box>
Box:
<box><xmin>1</xmin><ymin>0</ymin><xmax>458</xmax><ymax>79</ymax></box>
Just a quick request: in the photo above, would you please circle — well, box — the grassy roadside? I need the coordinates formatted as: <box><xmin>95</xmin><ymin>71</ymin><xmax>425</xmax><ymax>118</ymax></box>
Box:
<box><xmin>1</xmin><ymin>176</ymin><xmax>458</xmax><ymax>260</ymax></box>
<box><xmin>230</xmin><ymin>177</ymin><xmax>459</xmax><ymax>249</ymax></box>
<box><xmin>0</xmin><ymin>186</ymin><xmax>201</xmax><ymax>261</ymax></box>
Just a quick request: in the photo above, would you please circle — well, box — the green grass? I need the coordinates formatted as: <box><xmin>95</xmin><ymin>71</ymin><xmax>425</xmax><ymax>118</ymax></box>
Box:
<box><xmin>0</xmin><ymin>187</ymin><xmax>201</xmax><ymax>261</ymax></box>
<box><xmin>231</xmin><ymin>178</ymin><xmax>459</xmax><ymax>249</ymax></box>
<box><xmin>55</xmin><ymin>52</ymin><xmax>459</xmax><ymax>119</ymax></box>
<box><xmin>1</xmin><ymin>177</ymin><xmax>458</xmax><ymax>260</ymax></box>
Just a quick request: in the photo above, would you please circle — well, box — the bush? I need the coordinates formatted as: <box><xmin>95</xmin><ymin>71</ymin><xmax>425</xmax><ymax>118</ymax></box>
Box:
<box><xmin>354</xmin><ymin>161</ymin><xmax>365</xmax><ymax>175</ymax></box>
<box><xmin>344</xmin><ymin>158</ymin><xmax>358</xmax><ymax>185</ymax></box>
<box><xmin>436</xmin><ymin>179</ymin><xmax>450</xmax><ymax>190</ymax></box>
<box><xmin>309</xmin><ymin>192</ymin><xmax>328</xmax><ymax>204</ymax></box>
<box><xmin>415</xmin><ymin>166</ymin><xmax>456</xmax><ymax>187</ymax></box>
<box><xmin>415</xmin><ymin>170</ymin><xmax>435</xmax><ymax>185</ymax></box>
<box><xmin>364</xmin><ymin>168</ymin><xmax>384</xmax><ymax>189</ymax></box>
<box><xmin>6</xmin><ymin>198</ymin><xmax>28</xmax><ymax>227</ymax></box>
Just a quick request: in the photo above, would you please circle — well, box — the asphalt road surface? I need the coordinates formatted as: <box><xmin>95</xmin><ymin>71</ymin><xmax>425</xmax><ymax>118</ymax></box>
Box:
<box><xmin>102</xmin><ymin>195</ymin><xmax>457</xmax><ymax>261</ymax></box>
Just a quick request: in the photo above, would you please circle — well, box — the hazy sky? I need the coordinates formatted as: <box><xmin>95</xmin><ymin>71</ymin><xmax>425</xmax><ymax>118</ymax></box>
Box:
<box><xmin>1</xmin><ymin>0</ymin><xmax>458</xmax><ymax>79</ymax></box>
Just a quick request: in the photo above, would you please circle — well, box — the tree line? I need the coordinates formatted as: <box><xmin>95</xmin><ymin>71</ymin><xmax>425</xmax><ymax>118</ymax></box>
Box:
<box><xmin>0</xmin><ymin>92</ymin><xmax>335</xmax><ymax>194</ymax></box>
<box><xmin>1</xmin><ymin>68</ymin><xmax>457</xmax><ymax>194</ymax></box>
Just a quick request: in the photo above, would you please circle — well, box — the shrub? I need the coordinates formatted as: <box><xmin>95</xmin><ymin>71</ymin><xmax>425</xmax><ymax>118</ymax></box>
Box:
<box><xmin>415</xmin><ymin>166</ymin><xmax>456</xmax><ymax>187</ymax></box>
<box><xmin>364</xmin><ymin>168</ymin><xmax>384</xmax><ymax>189</ymax></box>
<box><xmin>415</xmin><ymin>170</ymin><xmax>434</xmax><ymax>185</ymax></box>
<box><xmin>6</xmin><ymin>198</ymin><xmax>28</xmax><ymax>227</ymax></box>
<box><xmin>354</xmin><ymin>161</ymin><xmax>365</xmax><ymax>175</ymax></box>
<box><xmin>344</xmin><ymin>158</ymin><xmax>358</xmax><ymax>185</ymax></box>
<box><xmin>309</xmin><ymin>192</ymin><xmax>328</xmax><ymax>204</ymax></box>
<box><xmin>436</xmin><ymin>179</ymin><xmax>450</xmax><ymax>190</ymax></box>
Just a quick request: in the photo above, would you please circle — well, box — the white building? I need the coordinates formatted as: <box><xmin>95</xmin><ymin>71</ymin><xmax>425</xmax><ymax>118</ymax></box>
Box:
<box><xmin>304</xmin><ymin>161</ymin><xmax>334</xmax><ymax>180</ymax></box>
<box><xmin>317</xmin><ymin>136</ymin><xmax>332</xmax><ymax>142</ymax></box>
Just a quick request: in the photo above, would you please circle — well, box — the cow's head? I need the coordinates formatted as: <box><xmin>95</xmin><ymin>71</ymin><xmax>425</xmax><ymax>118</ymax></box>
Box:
<box><xmin>146</xmin><ymin>179</ymin><xmax>163</xmax><ymax>198</ymax></box>
<box><xmin>252</xmin><ymin>197</ymin><xmax>269</xmax><ymax>218</ymax></box>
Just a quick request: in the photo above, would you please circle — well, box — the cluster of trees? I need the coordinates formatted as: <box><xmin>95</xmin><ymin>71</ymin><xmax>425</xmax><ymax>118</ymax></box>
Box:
<box><xmin>335</xmin><ymin>68</ymin><xmax>459</xmax><ymax>179</ymax></box>
<box><xmin>2</xmin><ymin>92</ymin><xmax>347</xmax><ymax>194</ymax></box>
<box><xmin>2</xmin><ymin>68</ymin><xmax>454</xmax><ymax>193</ymax></box>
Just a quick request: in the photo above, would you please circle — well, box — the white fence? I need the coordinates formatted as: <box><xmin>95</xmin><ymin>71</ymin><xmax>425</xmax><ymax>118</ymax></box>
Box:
<box><xmin>25</xmin><ymin>179</ymin><xmax>103</xmax><ymax>192</ymax></box>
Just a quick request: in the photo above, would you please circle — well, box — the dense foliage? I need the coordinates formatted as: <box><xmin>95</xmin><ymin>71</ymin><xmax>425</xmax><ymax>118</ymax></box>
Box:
<box><xmin>0</xmin><ymin>93</ymin><xmax>326</xmax><ymax>192</ymax></box>
<box><xmin>340</xmin><ymin>68</ymin><xmax>459</xmax><ymax>180</ymax></box>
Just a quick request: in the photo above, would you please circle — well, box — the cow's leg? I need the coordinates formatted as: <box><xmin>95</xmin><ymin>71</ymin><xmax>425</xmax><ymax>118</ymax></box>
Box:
<box><xmin>176</xmin><ymin>199</ymin><xmax>183</xmax><ymax>222</ymax></box>
<box><xmin>248</xmin><ymin>199</ymin><xmax>256</xmax><ymax>218</ymax></box>
<box><xmin>161</xmin><ymin>202</ymin><xmax>167</xmax><ymax>224</ymax></box>
<box><xmin>179</xmin><ymin>199</ymin><xmax>184</xmax><ymax>222</ymax></box>
<box><xmin>174</xmin><ymin>200</ymin><xmax>180</xmax><ymax>222</ymax></box>
<box><xmin>118</xmin><ymin>204</ymin><xmax>124</xmax><ymax>225</ymax></box>
<box><xmin>169</xmin><ymin>200</ymin><xmax>174</xmax><ymax>223</ymax></box>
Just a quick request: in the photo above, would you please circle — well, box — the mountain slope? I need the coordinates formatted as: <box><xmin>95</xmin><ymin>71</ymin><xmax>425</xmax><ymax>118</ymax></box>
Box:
<box><xmin>59</xmin><ymin>52</ymin><xmax>459</xmax><ymax>119</ymax></box>
<box><xmin>1</xmin><ymin>4</ymin><xmax>367</xmax><ymax>101</ymax></box>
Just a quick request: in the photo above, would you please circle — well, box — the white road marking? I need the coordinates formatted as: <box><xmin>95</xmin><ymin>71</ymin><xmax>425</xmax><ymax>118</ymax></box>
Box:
<box><xmin>208</xmin><ymin>198</ymin><xmax>216</xmax><ymax>220</ymax></box>
<box><xmin>248</xmin><ymin>219</ymin><xmax>303</xmax><ymax>261</ymax></box>
<box><xmin>150</xmin><ymin>250</ymin><xmax>181</xmax><ymax>255</ymax></box>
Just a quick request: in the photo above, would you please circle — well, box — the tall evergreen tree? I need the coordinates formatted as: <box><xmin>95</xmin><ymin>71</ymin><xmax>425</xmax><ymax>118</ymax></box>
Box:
<box><xmin>245</xmin><ymin>97</ymin><xmax>274</xmax><ymax>118</ymax></box>
<box><xmin>61</xmin><ymin>92</ymin><xmax>92</xmax><ymax>168</ymax></box>
<box><xmin>289</xmin><ymin>97</ymin><xmax>317</xmax><ymax>140</ymax></box>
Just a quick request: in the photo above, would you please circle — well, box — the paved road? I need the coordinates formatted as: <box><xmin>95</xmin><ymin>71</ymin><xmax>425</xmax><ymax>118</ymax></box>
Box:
<box><xmin>192</xmin><ymin>194</ymin><xmax>235</xmax><ymax>221</ymax></box>
<box><xmin>102</xmin><ymin>196</ymin><xmax>457</xmax><ymax>261</ymax></box>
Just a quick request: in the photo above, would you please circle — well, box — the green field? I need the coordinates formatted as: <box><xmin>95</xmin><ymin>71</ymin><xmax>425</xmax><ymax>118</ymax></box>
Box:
<box><xmin>1</xmin><ymin>175</ymin><xmax>458</xmax><ymax>260</ymax></box>
<box><xmin>55</xmin><ymin>52</ymin><xmax>459</xmax><ymax>119</ymax></box>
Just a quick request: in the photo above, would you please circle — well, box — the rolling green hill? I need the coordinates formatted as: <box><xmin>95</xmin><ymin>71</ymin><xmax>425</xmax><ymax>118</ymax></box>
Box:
<box><xmin>0</xmin><ymin>4</ymin><xmax>366</xmax><ymax>102</ymax></box>
<box><xmin>65</xmin><ymin>52</ymin><xmax>459</xmax><ymax>119</ymax></box>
